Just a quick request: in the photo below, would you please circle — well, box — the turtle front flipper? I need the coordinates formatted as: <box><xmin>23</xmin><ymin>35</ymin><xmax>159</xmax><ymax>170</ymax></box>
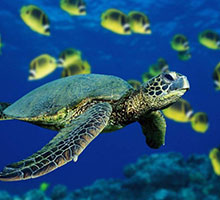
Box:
<box><xmin>138</xmin><ymin>110</ymin><xmax>166</xmax><ymax>149</ymax></box>
<box><xmin>0</xmin><ymin>102</ymin><xmax>112</xmax><ymax>181</ymax></box>
<box><xmin>0</xmin><ymin>102</ymin><xmax>11</xmax><ymax>120</ymax></box>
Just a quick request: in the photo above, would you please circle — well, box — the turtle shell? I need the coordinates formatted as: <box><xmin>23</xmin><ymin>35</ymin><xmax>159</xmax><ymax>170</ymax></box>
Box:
<box><xmin>4</xmin><ymin>74</ymin><xmax>132</xmax><ymax>118</ymax></box>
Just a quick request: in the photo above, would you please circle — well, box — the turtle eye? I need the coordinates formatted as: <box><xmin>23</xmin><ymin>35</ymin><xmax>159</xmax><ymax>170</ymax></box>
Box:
<box><xmin>164</xmin><ymin>73</ymin><xmax>174</xmax><ymax>81</ymax></box>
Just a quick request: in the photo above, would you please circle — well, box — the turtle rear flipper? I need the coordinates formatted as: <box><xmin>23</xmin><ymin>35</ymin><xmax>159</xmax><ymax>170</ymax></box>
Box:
<box><xmin>139</xmin><ymin>110</ymin><xmax>166</xmax><ymax>149</ymax></box>
<box><xmin>0</xmin><ymin>102</ymin><xmax>112</xmax><ymax>181</ymax></box>
<box><xmin>0</xmin><ymin>102</ymin><xmax>11</xmax><ymax>120</ymax></box>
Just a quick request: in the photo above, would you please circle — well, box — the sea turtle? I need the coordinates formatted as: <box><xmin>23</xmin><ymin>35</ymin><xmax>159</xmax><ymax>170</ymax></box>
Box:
<box><xmin>0</xmin><ymin>71</ymin><xmax>189</xmax><ymax>181</ymax></box>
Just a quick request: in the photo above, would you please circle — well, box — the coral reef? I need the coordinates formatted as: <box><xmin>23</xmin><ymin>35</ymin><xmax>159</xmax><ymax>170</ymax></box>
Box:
<box><xmin>1</xmin><ymin>153</ymin><xmax>220</xmax><ymax>200</ymax></box>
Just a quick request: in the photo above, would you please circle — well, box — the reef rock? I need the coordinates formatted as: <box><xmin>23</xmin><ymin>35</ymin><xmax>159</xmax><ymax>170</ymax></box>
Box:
<box><xmin>1</xmin><ymin>152</ymin><xmax>220</xmax><ymax>200</ymax></box>
<box><xmin>70</xmin><ymin>152</ymin><xmax>220</xmax><ymax>200</ymax></box>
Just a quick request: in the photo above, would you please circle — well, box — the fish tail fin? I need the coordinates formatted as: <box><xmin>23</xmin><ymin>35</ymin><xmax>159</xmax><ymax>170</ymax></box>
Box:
<box><xmin>0</xmin><ymin>103</ymin><xmax>11</xmax><ymax>120</ymax></box>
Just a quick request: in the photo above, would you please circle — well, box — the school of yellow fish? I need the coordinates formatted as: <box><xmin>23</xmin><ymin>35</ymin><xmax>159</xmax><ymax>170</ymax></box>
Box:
<box><xmin>0</xmin><ymin>1</ymin><xmax>220</xmax><ymax>176</ymax></box>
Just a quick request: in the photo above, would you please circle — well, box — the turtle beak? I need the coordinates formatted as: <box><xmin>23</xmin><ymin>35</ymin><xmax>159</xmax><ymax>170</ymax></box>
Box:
<box><xmin>179</xmin><ymin>76</ymin><xmax>190</xmax><ymax>91</ymax></box>
<box><xmin>170</xmin><ymin>76</ymin><xmax>190</xmax><ymax>91</ymax></box>
<box><xmin>182</xmin><ymin>76</ymin><xmax>190</xmax><ymax>91</ymax></box>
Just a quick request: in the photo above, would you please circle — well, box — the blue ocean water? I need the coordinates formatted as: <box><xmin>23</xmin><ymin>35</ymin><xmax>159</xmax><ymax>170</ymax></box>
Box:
<box><xmin>0</xmin><ymin>0</ymin><xmax>219</xmax><ymax>195</ymax></box>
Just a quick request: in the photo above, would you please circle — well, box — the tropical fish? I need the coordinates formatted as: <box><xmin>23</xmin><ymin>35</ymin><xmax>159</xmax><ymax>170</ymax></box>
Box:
<box><xmin>198</xmin><ymin>30</ymin><xmax>220</xmax><ymax>50</ymax></box>
<box><xmin>142</xmin><ymin>72</ymin><xmax>154</xmax><ymax>83</ymax></box>
<box><xmin>101</xmin><ymin>9</ymin><xmax>131</xmax><ymax>35</ymax></box>
<box><xmin>209</xmin><ymin>147</ymin><xmax>220</xmax><ymax>176</ymax></box>
<box><xmin>178</xmin><ymin>50</ymin><xmax>191</xmax><ymax>61</ymax></box>
<box><xmin>213</xmin><ymin>62</ymin><xmax>220</xmax><ymax>90</ymax></box>
<box><xmin>28</xmin><ymin>54</ymin><xmax>57</xmax><ymax>80</ymax></box>
<box><xmin>58</xmin><ymin>48</ymin><xmax>82</xmax><ymax>68</ymax></box>
<box><xmin>20</xmin><ymin>5</ymin><xmax>50</xmax><ymax>36</ymax></box>
<box><xmin>61</xmin><ymin>59</ymin><xmax>91</xmax><ymax>77</ymax></box>
<box><xmin>60</xmin><ymin>0</ymin><xmax>86</xmax><ymax>16</ymax></box>
<box><xmin>162</xmin><ymin>98</ymin><xmax>193</xmax><ymax>123</ymax></box>
<box><xmin>128</xmin><ymin>11</ymin><xmax>151</xmax><ymax>34</ymax></box>
<box><xmin>171</xmin><ymin>34</ymin><xmax>189</xmax><ymax>51</ymax></box>
<box><xmin>149</xmin><ymin>58</ymin><xmax>169</xmax><ymax>76</ymax></box>
<box><xmin>190</xmin><ymin>112</ymin><xmax>209</xmax><ymax>133</ymax></box>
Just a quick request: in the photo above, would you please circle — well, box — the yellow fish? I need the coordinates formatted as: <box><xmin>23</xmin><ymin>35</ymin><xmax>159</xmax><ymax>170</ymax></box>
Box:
<box><xmin>209</xmin><ymin>148</ymin><xmax>220</xmax><ymax>176</ymax></box>
<box><xmin>171</xmin><ymin>34</ymin><xmax>189</xmax><ymax>51</ymax></box>
<box><xmin>162</xmin><ymin>98</ymin><xmax>193</xmax><ymax>123</ymax></box>
<box><xmin>28</xmin><ymin>54</ymin><xmax>57</xmax><ymax>80</ymax></box>
<box><xmin>60</xmin><ymin>0</ymin><xmax>86</xmax><ymax>16</ymax></box>
<box><xmin>20</xmin><ymin>5</ymin><xmax>50</xmax><ymax>36</ymax></box>
<box><xmin>61</xmin><ymin>59</ymin><xmax>91</xmax><ymax>77</ymax></box>
<box><xmin>58</xmin><ymin>48</ymin><xmax>82</xmax><ymax>68</ymax></box>
<box><xmin>190</xmin><ymin>112</ymin><xmax>209</xmax><ymax>133</ymax></box>
<box><xmin>149</xmin><ymin>58</ymin><xmax>169</xmax><ymax>76</ymax></box>
<box><xmin>101</xmin><ymin>9</ymin><xmax>131</xmax><ymax>35</ymax></box>
<box><xmin>178</xmin><ymin>50</ymin><xmax>191</xmax><ymax>61</ymax></box>
<box><xmin>198</xmin><ymin>30</ymin><xmax>220</xmax><ymax>50</ymax></box>
<box><xmin>142</xmin><ymin>72</ymin><xmax>154</xmax><ymax>83</ymax></box>
<box><xmin>157</xmin><ymin>58</ymin><xmax>169</xmax><ymax>72</ymax></box>
<box><xmin>213</xmin><ymin>62</ymin><xmax>220</xmax><ymax>90</ymax></box>
<box><xmin>128</xmin><ymin>11</ymin><xmax>151</xmax><ymax>34</ymax></box>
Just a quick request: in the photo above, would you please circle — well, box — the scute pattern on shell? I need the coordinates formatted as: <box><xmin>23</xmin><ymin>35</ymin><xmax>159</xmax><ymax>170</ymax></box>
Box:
<box><xmin>4</xmin><ymin>74</ymin><xmax>132</xmax><ymax>118</ymax></box>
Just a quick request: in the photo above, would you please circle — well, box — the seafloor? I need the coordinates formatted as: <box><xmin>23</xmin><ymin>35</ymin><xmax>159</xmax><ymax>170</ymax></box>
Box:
<box><xmin>0</xmin><ymin>152</ymin><xmax>219</xmax><ymax>200</ymax></box>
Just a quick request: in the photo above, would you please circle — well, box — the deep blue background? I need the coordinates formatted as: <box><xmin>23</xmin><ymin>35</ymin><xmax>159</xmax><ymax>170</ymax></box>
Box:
<box><xmin>0</xmin><ymin>0</ymin><xmax>220</xmax><ymax>194</ymax></box>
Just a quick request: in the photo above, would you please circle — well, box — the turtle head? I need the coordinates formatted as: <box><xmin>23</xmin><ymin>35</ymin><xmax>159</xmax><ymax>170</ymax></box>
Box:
<box><xmin>142</xmin><ymin>71</ymin><xmax>190</xmax><ymax>111</ymax></box>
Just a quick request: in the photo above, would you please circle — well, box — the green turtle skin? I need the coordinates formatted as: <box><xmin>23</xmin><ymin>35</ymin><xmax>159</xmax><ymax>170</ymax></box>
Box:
<box><xmin>0</xmin><ymin>72</ymin><xmax>189</xmax><ymax>181</ymax></box>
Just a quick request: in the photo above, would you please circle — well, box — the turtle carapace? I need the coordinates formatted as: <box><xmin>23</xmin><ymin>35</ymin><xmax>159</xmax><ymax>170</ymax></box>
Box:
<box><xmin>0</xmin><ymin>72</ymin><xmax>189</xmax><ymax>181</ymax></box>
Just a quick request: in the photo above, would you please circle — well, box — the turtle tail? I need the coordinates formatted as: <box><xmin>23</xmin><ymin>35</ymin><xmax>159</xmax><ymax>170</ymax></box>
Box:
<box><xmin>0</xmin><ymin>102</ymin><xmax>11</xmax><ymax>120</ymax></box>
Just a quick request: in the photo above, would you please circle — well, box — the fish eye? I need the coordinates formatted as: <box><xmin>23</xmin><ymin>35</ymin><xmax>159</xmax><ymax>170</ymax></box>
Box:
<box><xmin>26</xmin><ymin>10</ymin><xmax>30</xmax><ymax>14</ymax></box>
<box><xmin>164</xmin><ymin>73</ymin><xmax>174</xmax><ymax>81</ymax></box>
